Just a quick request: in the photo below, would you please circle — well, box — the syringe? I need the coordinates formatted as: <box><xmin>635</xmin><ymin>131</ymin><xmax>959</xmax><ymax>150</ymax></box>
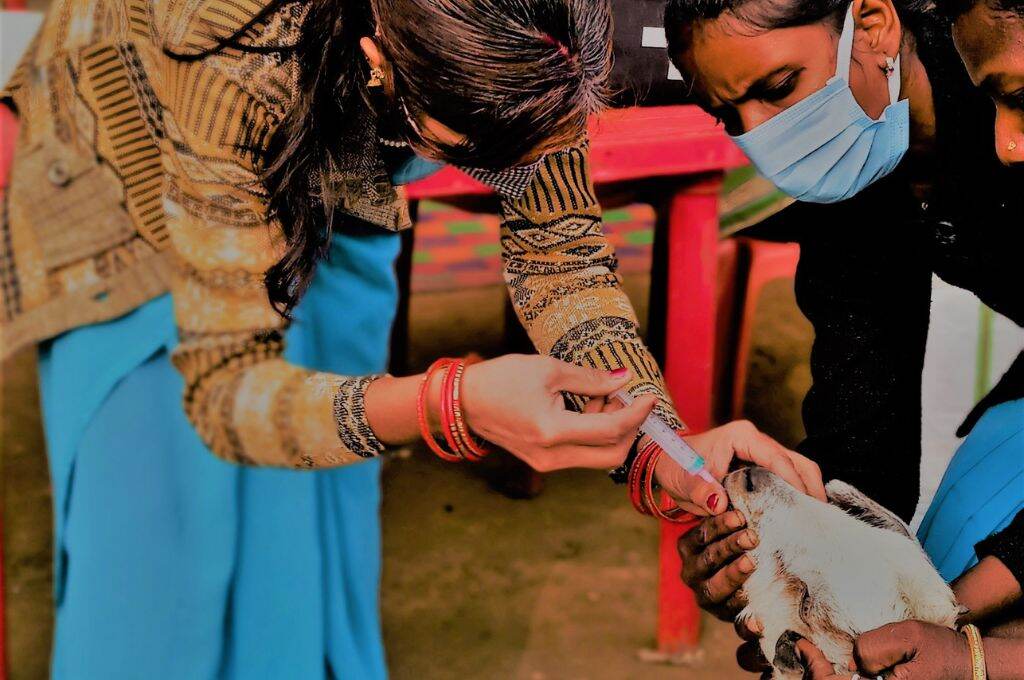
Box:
<box><xmin>612</xmin><ymin>389</ymin><xmax>718</xmax><ymax>486</ymax></box>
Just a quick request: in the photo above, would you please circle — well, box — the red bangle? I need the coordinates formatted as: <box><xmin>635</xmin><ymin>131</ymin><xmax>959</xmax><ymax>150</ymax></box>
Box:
<box><xmin>417</xmin><ymin>356</ymin><xmax>494</xmax><ymax>464</ymax></box>
<box><xmin>417</xmin><ymin>359</ymin><xmax>462</xmax><ymax>462</ymax></box>
<box><xmin>628</xmin><ymin>440</ymin><xmax>659</xmax><ymax>515</ymax></box>
<box><xmin>643</xmin><ymin>449</ymin><xmax>689</xmax><ymax>523</ymax></box>
<box><xmin>439</xmin><ymin>360</ymin><xmax>470</xmax><ymax>459</ymax></box>
<box><xmin>628</xmin><ymin>439</ymin><xmax>691</xmax><ymax>523</ymax></box>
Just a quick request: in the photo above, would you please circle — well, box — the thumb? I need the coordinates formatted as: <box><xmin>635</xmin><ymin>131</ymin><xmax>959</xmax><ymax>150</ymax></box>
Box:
<box><xmin>795</xmin><ymin>639</ymin><xmax>842</xmax><ymax>680</ymax></box>
<box><xmin>655</xmin><ymin>452</ymin><xmax>728</xmax><ymax>515</ymax></box>
<box><xmin>853</xmin><ymin>625</ymin><xmax>916</xmax><ymax>676</ymax></box>
<box><xmin>550</xmin><ymin>362</ymin><xmax>632</xmax><ymax>397</ymax></box>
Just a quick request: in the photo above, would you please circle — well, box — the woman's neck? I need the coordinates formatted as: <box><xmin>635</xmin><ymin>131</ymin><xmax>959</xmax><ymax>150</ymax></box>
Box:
<box><xmin>900</xmin><ymin>47</ymin><xmax>938</xmax><ymax>199</ymax></box>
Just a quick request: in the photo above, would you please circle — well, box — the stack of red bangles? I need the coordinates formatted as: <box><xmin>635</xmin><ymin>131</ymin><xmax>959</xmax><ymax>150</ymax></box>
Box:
<box><xmin>417</xmin><ymin>357</ymin><xmax>493</xmax><ymax>462</ymax></box>
<box><xmin>628</xmin><ymin>437</ymin><xmax>691</xmax><ymax>523</ymax></box>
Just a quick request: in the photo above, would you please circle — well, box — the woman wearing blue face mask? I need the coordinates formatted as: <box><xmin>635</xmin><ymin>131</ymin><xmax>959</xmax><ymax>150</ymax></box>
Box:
<box><xmin>664</xmin><ymin>0</ymin><xmax>1024</xmax><ymax>649</ymax></box>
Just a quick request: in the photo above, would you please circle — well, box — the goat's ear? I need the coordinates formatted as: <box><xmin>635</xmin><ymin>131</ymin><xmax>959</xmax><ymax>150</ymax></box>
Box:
<box><xmin>825</xmin><ymin>480</ymin><xmax>912</xmax><ymax>538</ymax></box>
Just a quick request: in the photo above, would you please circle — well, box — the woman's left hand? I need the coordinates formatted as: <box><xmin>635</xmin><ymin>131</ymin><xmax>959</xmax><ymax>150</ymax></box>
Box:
<box><xmin>654</xmin><ymin>420</ymin><xmax>827</xmax><ymax>516</ymax></box>
<box><xmin>852</xmin><ymin>621</ymin><xmax>972</xmax><ymax>680</ymax></box>
<box><xmin>798</xmin><ymin>621</ymin><xmax>972</xmax><ymax>680</ymax></box>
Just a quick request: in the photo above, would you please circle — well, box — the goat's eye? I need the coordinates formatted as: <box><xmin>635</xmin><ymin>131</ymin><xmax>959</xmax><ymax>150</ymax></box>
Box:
<box><xmin>799</xmin><ymin>591</ymin><xmax>814</xmax><ymax>623</ymax></box>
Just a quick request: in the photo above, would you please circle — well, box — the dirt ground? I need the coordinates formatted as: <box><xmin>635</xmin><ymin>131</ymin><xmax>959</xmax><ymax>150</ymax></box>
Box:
<box><xmin>0</xmin><ymin>272</ymin><xmax>812</xmax><ymax>680</ymax></box>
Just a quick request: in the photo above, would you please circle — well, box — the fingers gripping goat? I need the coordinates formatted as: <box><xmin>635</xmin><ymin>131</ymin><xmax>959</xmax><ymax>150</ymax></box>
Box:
<box><xmin>723</xmin><ymin>467</ymin><xmax>960</xmax><ymax>679</ymax></box>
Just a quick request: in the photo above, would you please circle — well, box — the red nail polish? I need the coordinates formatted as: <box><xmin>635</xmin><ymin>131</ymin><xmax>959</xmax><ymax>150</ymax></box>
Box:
<box><xmin>610</xmin><ymin>367</ymin><xmax>628</xmax><ymax>377</ymax></box>
<box><xmin>707</xmin><ymin>493</ymin><xmax>720</xmax><ymax>511</ymax></box>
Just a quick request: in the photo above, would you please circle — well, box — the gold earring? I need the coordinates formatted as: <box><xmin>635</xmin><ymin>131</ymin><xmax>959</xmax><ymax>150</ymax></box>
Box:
<box><xmin>1009</xmin><ymin>139</ymin><xmax>1018</xmax><ymax>152</ymax></box>
<box><xmin>367</xmin><ymin>66</ymin><xmax>385</xmax><ymax>88</ymax></box>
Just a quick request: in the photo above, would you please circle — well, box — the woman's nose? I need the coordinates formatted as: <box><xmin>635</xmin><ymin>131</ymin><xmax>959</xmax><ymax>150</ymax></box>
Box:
<box><xmin>994</xmin><ymin>107</ymin><xmax>1024</xmax><ymax>167</ymax></box>
<box><xmin>738</xmin><ymin>106</ymin><xmax>775</xmax><ymax>135</ymax></box>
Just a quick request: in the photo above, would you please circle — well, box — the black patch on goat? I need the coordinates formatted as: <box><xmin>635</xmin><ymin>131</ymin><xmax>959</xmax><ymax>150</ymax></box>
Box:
<box><xmin>773</xmin><ymin>630</ymin><xmax>804</xmax><ymax>674</ymax></box>
<box><xmin>824</xmin><ymin>480</ymin><xmax>912</xmax><ymax>538</ymax></box>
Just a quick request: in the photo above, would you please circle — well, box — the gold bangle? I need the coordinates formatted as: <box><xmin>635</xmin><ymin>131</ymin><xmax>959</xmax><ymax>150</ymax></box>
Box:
<box><xmin>962</xmin><ymin>623</ymin><xmax>987</xmax><ymax>680</ymax></box>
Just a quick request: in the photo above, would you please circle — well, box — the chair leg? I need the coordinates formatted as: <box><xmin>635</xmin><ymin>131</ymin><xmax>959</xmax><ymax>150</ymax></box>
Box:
<box><xmin>713</xmin><ymin>238</ymin><xmax>741</xmax><ymax>423</ymax></box>
<box><xmin>730</xmin><ymin>238</ymin><xmax>800</xmax><ymax>420</ymax></box>
<box><xmin>656</xmin><ymin>175</ymin><xmax>723</xmax><ymax>655</ymax></box>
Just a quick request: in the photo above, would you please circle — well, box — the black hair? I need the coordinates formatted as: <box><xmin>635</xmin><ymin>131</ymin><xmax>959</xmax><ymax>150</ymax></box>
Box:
<box><xmin>935</xmin><ymin>0</ymin><xmax>1024</xmax><ymax>17</ymax></box>
<box><xmin>169</xmin><ymin>0</ymin><xmax>612</xmax><ymax>316</ymax></box>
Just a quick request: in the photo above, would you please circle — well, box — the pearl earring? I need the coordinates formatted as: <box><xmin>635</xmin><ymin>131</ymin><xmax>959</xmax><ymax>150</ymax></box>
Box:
<box><xmin>883</xmin><ymin>56</ymin><xmax>897</xmax><ymax>77</ymax></box>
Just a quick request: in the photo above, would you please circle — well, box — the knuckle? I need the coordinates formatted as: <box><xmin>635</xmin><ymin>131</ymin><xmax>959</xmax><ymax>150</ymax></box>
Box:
<box><xmin>680</xmin><ymin>564</ymin><xmax>695</xmax><ymax>585</ymax></box>
<box><xmin>735</xmin><ymin>419</ymin><xmax>757</xmax><ymax>434</ymax></box>
<box><xmin>697</xmin><ymin>550</ymin><xmax>715</xmax><ymax>575</ymax></box>
<box><xmin>710</xmin><ymin>513</ymin><xmax>731</xmax><ymax>537</ymax></box>
<box><xmin>677</xmin><ymin>533</ymin><xmax>691</xmax><ymax>556</ymax></box>
<box><xmin>698</xmin><ymin>523</ymin><xmax>712</xmax><ymax>546</ymax></box>
<box><xmin>697</xmin><ymin>580</ymin><xmax>716</xmax><ymax>605</ymax></box>
<box><xmin>725</xmin><ymin>563</ymin><xmax>748</xmax><ymax>588</ymax></box>
<box><xmin>533</xmin><ymin>425</ymin><xmax>557</xmax><ymax>448</ymax></box>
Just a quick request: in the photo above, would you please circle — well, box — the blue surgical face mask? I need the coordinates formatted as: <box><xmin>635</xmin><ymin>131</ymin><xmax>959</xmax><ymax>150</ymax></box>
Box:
<box><xmin>730</xmin><ymin>5</ymin><xmax>909</xmax><ymax>204</ymax></box>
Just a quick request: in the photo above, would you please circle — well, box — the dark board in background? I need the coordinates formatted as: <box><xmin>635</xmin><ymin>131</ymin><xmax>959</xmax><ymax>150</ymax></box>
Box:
<box><xmin>610</xmin><ymin>0</ymin><xmax>691</xmax><ymax>107</ymax></box>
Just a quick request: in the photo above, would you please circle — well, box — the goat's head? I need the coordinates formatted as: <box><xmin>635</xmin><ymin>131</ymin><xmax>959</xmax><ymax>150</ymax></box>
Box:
<box><xmin>720</xmin><ymin>467</ymin><xmax>959</xmax><ymax>679</ymax></box>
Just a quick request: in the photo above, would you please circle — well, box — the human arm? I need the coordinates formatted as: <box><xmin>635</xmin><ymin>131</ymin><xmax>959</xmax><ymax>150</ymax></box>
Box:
<box><xmin>499</xmin><ymin>143</ymin><xmax>824</xmax><ymax>511</ymax></box>
<box><xmin>959</xmin><ymin>511</ymin><xmax>1024</xmax><ymax>621</ymax></box>
<box><xmin>797</xmin><ymin>620</ymin><xmax>1024</xmax><ymax>680</ymax></box>
<box><xmin>155</xmin><ymin>48</ymin><xmax>659</xmax><ymax>468</ymax></box>
<box><xmin>794</xmin><ymin>538</ymin><xmax>1024</xmax><ymax>680</ymax></box>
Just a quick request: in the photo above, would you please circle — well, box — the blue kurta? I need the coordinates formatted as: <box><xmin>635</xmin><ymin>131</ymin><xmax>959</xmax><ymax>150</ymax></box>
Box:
<box><xmin>918</xmin><ymin>398</ymin><xmax>1024</xmax><ymax>582</ymax></box>
<box><xmin>38</xmin><ymin>226</ymin><xmax>400</xmax><ymax>679</ymax></box>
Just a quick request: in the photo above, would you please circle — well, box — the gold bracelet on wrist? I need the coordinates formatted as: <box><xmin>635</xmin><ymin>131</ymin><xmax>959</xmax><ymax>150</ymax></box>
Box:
<box><xmin>961</xmin><ymin>623</ymin><xmax>987</xmax><ymax>680</ymax></box>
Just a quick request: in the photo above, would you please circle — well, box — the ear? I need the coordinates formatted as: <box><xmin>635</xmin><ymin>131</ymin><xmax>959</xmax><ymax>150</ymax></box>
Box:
<box><xmin>359</xmin><ymin>36</ymin><xmax>385</xmax><ymax>70</ymax></box>
<box><xmin>825</xmin><ymin>479</ymin><xmax>912</xmax><ymax>538</ymax></box>
<box><xmin>854</xmin><ymin>0</ymin><xmax>903</xmax><ymax>62</ymax></box>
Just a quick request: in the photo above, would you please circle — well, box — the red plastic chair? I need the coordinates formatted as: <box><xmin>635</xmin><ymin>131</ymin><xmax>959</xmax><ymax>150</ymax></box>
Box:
<box><xmin>730</xmin><ymin>238</ymin><xmax>800</xmax><ymax>419</ymax></box>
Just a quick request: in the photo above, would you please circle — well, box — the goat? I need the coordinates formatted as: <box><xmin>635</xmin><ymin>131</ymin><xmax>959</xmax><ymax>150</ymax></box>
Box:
<box><xmin>723</xmin><ymin>467</ymin><xmax>960</xmax><ymax>679</ymax></box>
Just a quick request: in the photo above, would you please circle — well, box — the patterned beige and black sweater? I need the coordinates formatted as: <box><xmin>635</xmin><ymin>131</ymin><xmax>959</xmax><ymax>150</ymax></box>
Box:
<box><xmin>1</xmin><ymin>0</ymin><xmax>682</xmax><ymax>467</ymax></box>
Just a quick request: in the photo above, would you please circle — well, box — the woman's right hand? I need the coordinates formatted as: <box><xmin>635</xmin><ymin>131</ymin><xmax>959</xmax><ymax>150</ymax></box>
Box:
<box><xmin>459</xmin><ymin>355</ymin><xmax>657</xmax><ymax>472</ymax></box>
<box><xmin>675</xmin><ymin>423</ymin><xmax>825</xmax><ymax>620</ymax></box>
<box><xmin>678</xmin><ymin>509</ymin><xmax>759</xmax><ymax>621</ymax></box>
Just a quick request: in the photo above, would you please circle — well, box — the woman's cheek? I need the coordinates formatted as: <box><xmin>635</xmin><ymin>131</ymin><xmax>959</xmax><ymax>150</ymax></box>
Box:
<box><xmin>993</xmin><ymin>104</ymin><xmax>1024</xmax><ymax>166</ymax></box>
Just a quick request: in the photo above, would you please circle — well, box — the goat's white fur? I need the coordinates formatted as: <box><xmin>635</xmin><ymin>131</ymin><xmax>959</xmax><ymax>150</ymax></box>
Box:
<box><xmin>724</xmin><ymin>468</ymin><xmax>960</xmax><ymax>678</ymax></box>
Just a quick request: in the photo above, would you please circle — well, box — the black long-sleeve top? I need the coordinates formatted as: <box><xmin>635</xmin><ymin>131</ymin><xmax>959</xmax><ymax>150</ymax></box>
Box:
<box><xmin>977</xmin><ymin>510</ymin><xmax>1024</xmax><ymax>591</ymax></box>
<box><xmin>746</xmin><ymin>18</ymin><xmax>1023</xmax><ymax>573</ymax></box>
